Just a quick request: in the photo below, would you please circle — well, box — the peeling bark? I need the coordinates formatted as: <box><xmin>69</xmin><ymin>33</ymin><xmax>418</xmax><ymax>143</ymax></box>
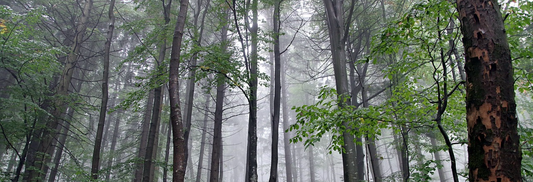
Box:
<box><xmin>457</xmin><ymin>0</ymin><xmax>521</xmax><ymax>180</ymax></box>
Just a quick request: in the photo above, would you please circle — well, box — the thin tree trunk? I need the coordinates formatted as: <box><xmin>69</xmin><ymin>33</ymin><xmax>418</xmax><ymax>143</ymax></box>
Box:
<box><xmin>244</xmin><ymin>0</ymin><xmax>259</xmax><ymax>179</ymax></box>
<box><xmin>183</xmin><ymin>0</ymin><xmax>210</xmax><ymax>176</ymax></box>
<box><xmin>163</xmin><ymin>120</ymin><xmax>172</xmax><ymax>182</ymax></box>
<box><xmin>429</xmin><ymin>132</ymin><xmax>447</xmax><ymax>182</ymax></box>
<box><xmin>105</xmin><ymin>108</ymin><xmax>123</xmax><ymax>181</ymax></box>
<box><xmin>209</xmin><ymin>80</ymin><xmax>225</xmax><ymax>182</ymax></box>
<box><xmin>268</xmin><ymin>0</ymin><xmax>281</xmax><ymax>181</ymax></box>
<box><xmin>209</xmin><ymin>10</ymin><xmax>229</xmax><ymax>181</ymax></box>
<box><xmin>143</xmin><ymin>85</ymin><xmax>164</xmax><ymax>182</ymax></box>
<box><xmin>90</xmin><ymin>0</ymin><xmax>113</xmax><ymax>179</ymax></box>
<box><xmin>281</xmin><ymin>49</ymin><xmax>293</xmax><ymax>182</ymax></box>
<box><xmin>168</xmin><ymin>0</ymin><xmax>190</xmax><ymax>180</ymax></box>
<box><xmin>134</xmin><ymin>90</ymin><xmax>154</xmax><ymax>182</ymax></box>
<box><xmin>48</xmin><ymin>68</ymin><xmax>87</xmax><ymax>182</ymax></box>
<box><xmin>308</xmin><ymin>146</ymin><xmax>316</xmax><ymax>182</ymax></box>
<box><xmin>196</xmin><ymin>92</ymin><xmax>211</xmax><ymax>182</ymax></box>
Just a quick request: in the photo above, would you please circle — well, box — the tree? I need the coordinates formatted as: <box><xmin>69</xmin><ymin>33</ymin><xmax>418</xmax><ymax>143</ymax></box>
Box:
<box><xmin>268</xmin><ymin>0</ymin><xmax>282</xmax><ymax>181</ymax></box>
<box><xmin>322</xmin><ymin>0</ymin><xmax>358</xmax><ymax>181</ymax></box>
<box><xmin>168</xmin><ymin>0</ymin><xmax>190</xmax><ymax>181</ymax></box>
<box><xmin>91</xmin><ymin>0</ymin><xmax>115</xmax><ymax>179</ymax></box>
<box><xmin>456</xmin><ymin>0</ymin><xmax>522</xmax><ymax>180</ymax></box>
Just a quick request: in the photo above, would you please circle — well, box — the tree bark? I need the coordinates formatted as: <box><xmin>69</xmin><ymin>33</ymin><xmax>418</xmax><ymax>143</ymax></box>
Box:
<box><xmin>168</xmin><ymin>0</ymin><xmax>190</xmax><ymax>180</ymax></box>
<box><xmin>90</xmin><ymin>0</ymin><xmax>112</xmax><ymax>179</ymax></box>
<box><xmin>456</xmin><ymin>0</ymin><xmax>521</xmax><ymax>180</ymax></box>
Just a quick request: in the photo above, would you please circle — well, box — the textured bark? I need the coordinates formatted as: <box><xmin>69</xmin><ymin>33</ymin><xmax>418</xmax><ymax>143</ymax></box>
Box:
<box><xmin>456</xmin><ymin>0</ymin><xmax>521</xmax><ymax>180</ymax></box>
<box><xmin>168</xmin><ymin>0</ymin><xmax>189</xmax><ymax>180</ymax></box>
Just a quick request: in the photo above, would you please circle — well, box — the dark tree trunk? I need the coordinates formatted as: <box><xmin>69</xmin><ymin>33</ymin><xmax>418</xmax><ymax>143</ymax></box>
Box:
<box><xmin>209</xmin><ymin>80</ymin><xmax>225</xmax><ymax>182</ymax></box>
<box><xmin>91</xmin><ymin>0</ymin><xmax>113</xmax><ymax>179</ymax></box>
<box><xmin>456</xmin><ymin>0</ymin><xmax>521</xmax><ymax>180</ymax></box>
<box><xmin>268</xmin><ymin>0</ymin><xmax>281</xmax><ymax>181</ymax></box>
<box><xmin>209</xmin><ymin>9</ymin><xmax>229</xmax><ymax>181</ymax></box>
<box><xmin>134</xmin><ymin>89</ymin><xmax>154</xmax><ymax>182</ymax></box>
<box><xmin>183</xmin><ymin>0</ymin><xmax>210</xmax><ymax>176</ymax></box>
<box><xmin>244</xmin><ymin>0</ymin><xmax>259</xmax><ymax>180</ymax></box>
<box><xmin>143</xmin><ymin>1</ymin><xmax>171</xmax><ymax>181</ymax></box>
<box><xmin>168</xmin><ymin>0</ymin><xmax>190</xmax><ymax>180</ymax></box>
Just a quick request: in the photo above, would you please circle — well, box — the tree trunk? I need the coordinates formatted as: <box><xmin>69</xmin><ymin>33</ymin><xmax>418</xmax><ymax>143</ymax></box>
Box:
<box><xmin>308</xmin><ymin>146</ymin><xmax>316</xmax><ymax>182</ymax></box>
<box><xmin>209</xmin><ymin>80</ymin><xmax>225</xmax><ymax>182</ymax></box>
<box><xmin>457</xmin><ymin>0</ymin><xmax>521</xmax><ymax>180</ymax></box>
<box><xmin>91</xmin><ymin>0</ymin><xmax>113</xmax><ymax>179</ymax></box>
<box><xmin>163</xmin><ymin>120</ymin><xmax>172</xmax><ymax>182</ymax></box>
<box><xmin>244</xmin><ymin>0</ymin><xmax>259</xmax><ymax>180</ymax></box>
<box><xmin>429</xmin><ymin>132</ymin><xmax>447</xmax><ymax>182</ymax></box>
<box><xmin>134</xmin><ymin>90</ymin><xmax>155</xmax><ymax>182</ymax></box>
<box><xmin>48</xmin><ymin>63</ymin><xmax>87</xmax><ymax>182</ymax></box>
<box><xmin>196</xmin><ymin>92</ymin><xmax>211</xmax><ymax>182</ymax></box>
<box><xmin>168</xmin><ymin>0</ymin><xmax>190</xmax><ymax>180</ymax></box>
<box><xmin>281</xmin><ymin>47</ymin><xmax>293</xmax><ymax>182</ymax></box>
<box><xmin>209</xmin><ymin>9</ymin><xmax>229</xmax><ymax>181</ymax></box>
<box><xmin>23</xmin><ymin>0</ymin><xmax>92</xmax><ymax>180</ymax></box>
<box><xmin>106</xmin><ymin>107</ymin><xmax>123</xmax><ymax>181</ymax></box>
<box><xmin>323</xmin><ymin>0</ymin><xmax>358</xmax><ymax>181</ymax></box>
<box><xmin>268</xmin><ymin>0</ymin><xmax>281</xmax><ymax>181</ymax></box>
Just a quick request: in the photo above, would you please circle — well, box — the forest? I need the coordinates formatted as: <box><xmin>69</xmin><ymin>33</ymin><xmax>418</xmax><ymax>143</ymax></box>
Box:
<box><xmin>0</xmin><ymin>0</ymin><xmax>531</xmax><ymax>181</ymax></box>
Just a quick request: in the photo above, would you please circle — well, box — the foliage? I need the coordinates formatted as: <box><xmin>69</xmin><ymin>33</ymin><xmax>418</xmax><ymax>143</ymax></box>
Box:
<box><xmin>0</xmin><ymin>5</ymin><xmax>63</xmax><ymax>152</ymax></box>
<box><xmin>289</xmin><ymin>86</ymin><xmax>388</xmax><ymax>153</ymax></box>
